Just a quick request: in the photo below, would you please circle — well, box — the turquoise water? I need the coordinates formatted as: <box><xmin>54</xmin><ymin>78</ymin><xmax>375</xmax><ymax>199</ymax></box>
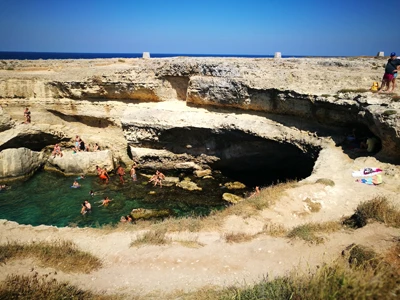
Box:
<box><xmin>0</xmin><ymin>171</ymin><xmax>246</xmax><ymax>228</ymax></box>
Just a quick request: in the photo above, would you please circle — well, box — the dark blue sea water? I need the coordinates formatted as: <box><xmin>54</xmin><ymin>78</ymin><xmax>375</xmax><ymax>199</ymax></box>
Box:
<box><xmin>0</xmin><ymin>51</ymin><xmax>309</xmax><ymax>60</ymax></box>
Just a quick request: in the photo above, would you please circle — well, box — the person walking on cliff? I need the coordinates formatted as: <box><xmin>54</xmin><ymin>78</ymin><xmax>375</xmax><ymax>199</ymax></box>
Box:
<box><xmin>23</xmin><ymin>107</ymin><xmax>31</xmax><ymax>123</ymax></box>
<box><xmin>379</xmin><ymin>52</ymin><xmax>400</xmax><ymax>93</ymax></box>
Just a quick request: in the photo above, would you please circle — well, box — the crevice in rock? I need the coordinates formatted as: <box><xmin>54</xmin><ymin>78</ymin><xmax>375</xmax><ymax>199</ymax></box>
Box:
<box><xmin>0</xmin><ymin>133</ymin><xmax>69</xmax><ymax>152</ymax></box>
<box><xmin>47</xmin><ymin>109</ymin><xmax>115</xmax><ymax>128</ymax></box>
<box><xmin>162</xmin><ymin>76</ymin><xmax>189</xmax><ymax>100</ymax></box>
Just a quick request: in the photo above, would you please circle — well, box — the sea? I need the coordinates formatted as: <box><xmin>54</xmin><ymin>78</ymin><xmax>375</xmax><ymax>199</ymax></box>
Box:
<box><xmin>0</xmin><ymin>51</ymin><xmax>310</xmax><ymax>60</ymax></box>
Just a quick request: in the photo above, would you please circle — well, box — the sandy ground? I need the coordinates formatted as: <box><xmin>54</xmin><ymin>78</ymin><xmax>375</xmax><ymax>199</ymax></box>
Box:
<box><xmin>0</xmin><ymin>146</ymin><xmax>399</xmax><ymax>298</ymax></box>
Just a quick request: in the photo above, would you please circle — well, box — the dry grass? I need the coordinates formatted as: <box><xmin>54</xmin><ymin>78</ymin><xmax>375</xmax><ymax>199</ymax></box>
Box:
<box><xmin>168</xmin><ymin>258</ymin><xmax>400</xmax><ymax>300</ymax></box>
<box><xmin>130</xmin><ymin>228</ymin><xmax>171</xmax><ymax>247</ymax></box>
<box><xmin>392</xmin><ymin>95</ymin><xmax>400</xmax><ymax>102</ymax></box>
<box><xmin>110</xmin><ymin>181</ymin><xmax>295</xmax><ymax>236</ymax></box>
<box><xmin>263</xmin><ymin>223</ymin><xmax>287</xmax><ymax>237</ymax></box>
<box><xmin>303</xmin><ymin>198</ymin><xmax>322</xmax><ymax>213</ymax></box>
<box><xmin>151</xmin><ymin>216</ymin><xmax>207</xmax><ymax>232</ymax></box>
<box><xmin>384</xmin><ymin>239</ymin><xmax>400</xmax><ymax>275</ymax></box>
<box><xmin>177</xmin><ymin>240</ymin><xmax>205</xmax><ymax>248</ymax></box>
<box><xmin>224</xmin><ymin>232</ymin><xmax>254</xmax><ymax>244</ymax></box>
<box><xmin>337</xmin><ymin>88</ymin><xmax>370</xmax><ymax>93</ymax></box>
<box><xmin>92</xmin><ymin>75</ymin><xmax>103</xmax><ymax>85</ymax></box>
<box><xmin>382</xmin><ymin>110</ymin><xmax>397</xmax><ymax>117</ymax></box>
<box><xmin>287</xmin><ymin>221</ymin><xmax>342</xmax><ymax>244</ymax></box>
<box><xmin>315</xmin><ymin>178</ymin><xmax>335</xmax><ymax>186</ymax></box>
<box><xmin>0</xmin><ymin>273</ymin><xmax>121</xmax><ymax>300</ymax></box>
<box><xmin>222</xmin><ymin>181</ymin><xmax>295</xmax><ymax>218</ymax></box>
<box><xmin>343</xmin><ymin>244</ymin><xmax>380</xmax><ymax>268</ymax></box>
<box><xmin>0</xmin><ymin>240</ymin><xmax>101</xmax><ymax>273</ymax></box>
<box><xmin>343</xmin><ymin>196</ymin><xmax>400</xmax><ymax>228</ymax></box>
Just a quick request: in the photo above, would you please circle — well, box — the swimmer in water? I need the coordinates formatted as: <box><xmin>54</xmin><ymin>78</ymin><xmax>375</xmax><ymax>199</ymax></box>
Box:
<box><xmin>81</xmin><ymin>200</ymin><xmax>92</xmax><ymax>215</ymax></box>
<box><xmin>72</xmin><ymin>180</ymin><xmax>81</xmax><ymax>188</ymax></box>
<box><xmin>99</xmin><ymin>196</ymin><xmax>112</xmax><ymax>207</ymax></box>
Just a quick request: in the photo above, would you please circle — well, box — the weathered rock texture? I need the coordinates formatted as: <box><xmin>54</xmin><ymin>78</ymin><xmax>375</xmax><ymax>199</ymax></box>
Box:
<box><xmin>45</xmin><ymin>150</ymin><xmax>114</xmax><ymax>175</ymax></box>
<box><xmin>0</xmin><ymin>148</ymin><xmax>44</xmax><ymax>178</ymax></box>
<box><xmin>0</xmin><ymin>56</ymin><xmax>399</xmax><ymax>179</ymax></box>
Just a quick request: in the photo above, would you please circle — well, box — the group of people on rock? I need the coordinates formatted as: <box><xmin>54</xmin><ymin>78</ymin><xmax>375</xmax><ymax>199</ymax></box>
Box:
<box><xmin>148</xmin><ymin>170</ymin><xmax>166</xmax><ymax>187</ymax></box>
<box><xmin>73</xmin><ymin>135</ymin><xmax>100</xmax><ymax>153</ymax></box>
<box><xmin>51</xmin><ymin>135</ymin><xmax>101</xmax><ymax>159</ymax></box>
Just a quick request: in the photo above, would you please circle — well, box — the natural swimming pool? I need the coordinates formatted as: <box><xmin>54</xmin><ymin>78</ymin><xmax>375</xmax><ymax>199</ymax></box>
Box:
<box><xmin>0</xmin><ymin>170</ymin><xmax>247</xmax><ymax>228</ymax></box>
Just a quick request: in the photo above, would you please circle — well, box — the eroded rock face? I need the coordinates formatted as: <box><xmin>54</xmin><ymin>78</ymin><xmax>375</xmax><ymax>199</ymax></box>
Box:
<box><xmin>45</xmin><ymin>150</ymin><xmax>114</xmax><ymax>175</ymax></box>
<box><xmin>0</xmin><ymin>56</ymin><xmax>400</xmax><ymax>182</ymax></box>
<box><xmin>0</xmin><ymin>148</ymin><xmax>44</xmax><ymax>178</ymax></box>
<box><xmin>0</xmin><ymin>106</ymin><xmax>14</xmax><ymax>131</ymax></box>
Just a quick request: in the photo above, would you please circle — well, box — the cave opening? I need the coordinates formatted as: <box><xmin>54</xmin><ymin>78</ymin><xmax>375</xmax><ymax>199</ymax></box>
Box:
<box><xmin>148</xmin><ymin>127</ymin><xmax>320</xmax><ymax>188</ymax></box>
<box><xmin>338</xmin><ymin>123</ymin><xmax>382</xmax><ymax>159</ymax></box>
<box><xmin>0</xmin><ymin>133</ymin><xmax>70</xmax><ymax>152</ymax></box>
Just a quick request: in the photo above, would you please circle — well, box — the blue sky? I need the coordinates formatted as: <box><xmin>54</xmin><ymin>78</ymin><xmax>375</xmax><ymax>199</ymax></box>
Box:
<box><xmin>0</xmin><ymin>0</ymin><xmax>399</xmax><ymax>56</ymax></box>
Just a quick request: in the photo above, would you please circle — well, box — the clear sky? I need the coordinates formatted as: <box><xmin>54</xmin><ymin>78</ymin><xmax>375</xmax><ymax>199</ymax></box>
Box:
<box><xmin>0</xmin><ymin>0</ymin><xmax>399</xmax><ymax>56</ymax></box>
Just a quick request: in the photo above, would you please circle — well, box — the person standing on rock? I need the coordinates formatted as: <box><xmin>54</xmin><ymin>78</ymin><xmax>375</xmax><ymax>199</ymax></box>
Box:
<box><xmin>379</xmin><ymin>52</ymin><xmax>400</xmax><ymax>92</ymax></box>
<box><xmin>99</xmin><ymin>168</ymin><xmax>110</xmax><ymax>184</ymax></box>
<box><xmin>23</xmin><ymin>107</ymin><xmax>31</xmax><ymax>123</ymax></box>
<box><xmin>117</xmin><ymin>165</ymin><xmax>125</xmax><ymax>184</ymax></box>
<box><xmin>130</xmin><ymin>164</ymin><xmax>137</xmax><ymax>182</ymax></box>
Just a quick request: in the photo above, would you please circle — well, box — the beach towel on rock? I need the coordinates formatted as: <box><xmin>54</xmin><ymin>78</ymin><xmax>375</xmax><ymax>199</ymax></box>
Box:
<box><xmin>356</xmin><ymin>174</ymin><xmax>383</xmax><ymax>185</ymax></box>
<box><xmin>351</xmin><ymin>167</ymin><xmax>383</xmax><ymax>177</ymax></box>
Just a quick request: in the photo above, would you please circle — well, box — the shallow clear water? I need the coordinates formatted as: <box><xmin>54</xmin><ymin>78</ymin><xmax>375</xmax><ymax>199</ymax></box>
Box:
<box><xmin>0</xmin><ymin>171</ymin><xmax>247</xmax><ymax>228</ymax></box>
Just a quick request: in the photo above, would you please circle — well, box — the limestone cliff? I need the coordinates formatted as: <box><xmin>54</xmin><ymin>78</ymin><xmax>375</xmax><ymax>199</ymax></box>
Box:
<box><xmin>0</xmin><ymin>57</ymin><xmax>399</xmax><ymax>179</ymax></box>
